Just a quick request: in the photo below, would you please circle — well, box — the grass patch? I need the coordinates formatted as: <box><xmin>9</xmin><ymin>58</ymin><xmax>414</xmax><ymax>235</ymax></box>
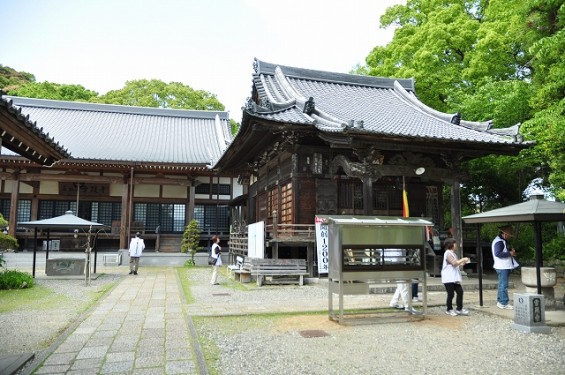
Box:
<box><xmin>177</xmin><ymin>267</ymin><xmax>195</xmax><ymax>304</ymax></box>
<box><xmin>0</xmin><ymin>283</ymin><xmax>69</xmax><ymax>313</ymax></box>
<box><xmin>0</xmin><ymin>275</ymin><xmax>118</xmax><ymax>314</ymax></box>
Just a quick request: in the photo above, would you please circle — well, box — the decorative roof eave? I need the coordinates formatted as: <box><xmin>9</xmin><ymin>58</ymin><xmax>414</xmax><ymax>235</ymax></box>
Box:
<box><xmin>254</xmin><ymin>58</ymin><xmax>415</xmax><ymax>91</ymax></box>
<box><xmin>0</xmin><ymin>93</ymin><xmax>71</xmax><ymax>165</ymax></box>
<box><xmin>0</xmin><ymin>155</ymin><xmax>214</xmax><ymax>173</ymax></box>
<box><xmin>391</xmin><ymin>81</ymin><xmax>524</xmax><ymax>137</ymax></box>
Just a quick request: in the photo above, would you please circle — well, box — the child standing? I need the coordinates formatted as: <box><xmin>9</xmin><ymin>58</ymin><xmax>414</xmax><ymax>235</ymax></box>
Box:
<box><xmin>441</xmin><ymin>238</ymin><xmax>470</xmax><ymax>316</ymax></box>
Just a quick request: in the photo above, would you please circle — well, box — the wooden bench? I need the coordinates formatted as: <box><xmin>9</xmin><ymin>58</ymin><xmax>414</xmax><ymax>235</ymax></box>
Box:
<box><xmin>227</xmin><ymin>256</ymin><xmax>244</xmax><ymax>277</ymax></box>
<box><xmin>242</xmin><ymin>258</ymin><xmax>308</xmax><ymax>286</ymax></box>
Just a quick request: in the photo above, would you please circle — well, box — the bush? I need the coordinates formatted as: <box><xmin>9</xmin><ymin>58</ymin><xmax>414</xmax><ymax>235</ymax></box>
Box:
<box><xmin>0</xmin><ymin>269</ymin><xmax>34</xmax><ymax>290</ymax></box>
<box><xmin>0</xmin><ymin>232</ymin><xmax>18</xmax><ymax>251</ymax></box>
<box><xmin>543</xmin><ymin>235</ymin><xmax>565</xmax><ymax>261</ymax></box>
<box><xmin>181</xmin><ymin>219</ymin><xmax>203</xmax><ymax>266</ymax></box>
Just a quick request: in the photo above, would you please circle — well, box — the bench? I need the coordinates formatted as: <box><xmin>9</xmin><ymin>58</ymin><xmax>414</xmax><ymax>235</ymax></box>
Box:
<box><xmin>227</xmin><ymin>256</ymin><xmax>244</xmax><ymax>277</ymax></box>
<box><xmin>102</xmin><ymin>253</ymin><xmax>122</xmax><ymax>266</ymax></box>
<box><xmin>232</xmin><ymin>256</ymin><xmax>252</xmax><ymax>283</ymax></box>
<box><xmin>242</xmin><ymin>258</ymin><xmax>308</xmax><ymax>286</ymax></box>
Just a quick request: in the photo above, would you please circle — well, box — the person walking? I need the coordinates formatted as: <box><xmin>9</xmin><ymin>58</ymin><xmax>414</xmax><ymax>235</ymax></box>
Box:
<box><xmin>210</xmin><ymin>235</ymin><xmax>222</xmax><ymax>285</ymax></box>
<box><xmin>128</xmin><ymin>232</ymin><xmax>145</xmax><ymax>275</ymax></box>
<box><xmin>492</xmin><ymin>225</ymin><xmax>518</xmax><ymax>309</ymax></box>
<box><xmin>388</xmin><ymin>248</ymin><xmax>418</xmax><ymax>314</ymax></box>
<box><xmin>441</xmin><ymin>238</ymin><xmax>470</xmax><ymax>316</ymax></box>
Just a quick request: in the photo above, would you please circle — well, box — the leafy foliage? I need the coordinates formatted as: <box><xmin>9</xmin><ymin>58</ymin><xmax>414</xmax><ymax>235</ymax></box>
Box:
<box><xmin>7</xmin><ymin>81</ymin><xmax>98</xmax><ymax>101</ymax></box>
<box><xmin>95</xmin><ymin>79</ymin><xmax>225</xmax><ymax>111</ymax></box>
<box><xmin>0</xmin><ymin>269</ymin><xmax>34</xmax><ymax>290</ymax></box>
<box><xmin>0</xmin><ymin>64</ymin><xmax>35</xmax><ymax>92</ymax></box>
<box><xmin>181</xmin><ymin>219</ymin><xmax>203</xmax><ymax>265</ymax></box>
<box><xmin>0</xmin><ymin>233</ymin><xmax>18</xmax><ymax>251</ymax></box>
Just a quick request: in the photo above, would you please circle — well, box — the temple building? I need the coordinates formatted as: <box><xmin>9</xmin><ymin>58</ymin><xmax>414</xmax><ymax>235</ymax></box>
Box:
<box><xmin>0</xmin><ymin>95</ymin><xmax>240</xmax><ymax>252</ymax></box>
<box><xmin>213</xmin><ymin>59</ymin><xmax>532</xmax><ymax>274</ymax></box>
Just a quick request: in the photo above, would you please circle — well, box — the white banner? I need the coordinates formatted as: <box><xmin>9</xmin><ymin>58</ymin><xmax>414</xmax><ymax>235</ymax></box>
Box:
<box><xmin>247</xmin><ymin>221</ymin><xmax>265</xmax><ymax>258</ymax></box>
<box><xmin>315</xmin><ymin>217</ymin><xmax>329</xmax><ymax>274</ymax></box>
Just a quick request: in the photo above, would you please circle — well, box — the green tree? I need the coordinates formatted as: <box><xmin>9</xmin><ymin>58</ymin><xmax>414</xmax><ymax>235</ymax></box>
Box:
<box><xmin>520</xmin><ymin>0</ymin><xmax>565</xmax><ymax>200</ymax></box>
<box><xmin>180</xmin><ymin>219</ymin><xmax>203</xmax><ymax>266</ymax></box>
<box><xmin>95</xmin><ymin>79</ymin><xmax>225</xmax><ymax>111</ymax></box>
<box><xmin>0</xmin><ymin>64</ymin><xmax>35</xmax><ymax>92</ymax></box>
<box><xmin>8</xmin><ymin>81</ymin><xmax>98</xmax><ymax>101</ymax></box>
<box><xmin>363</xmin><ymin>0</ymin><xmax>550</xmax><ymax>209</ymax></box>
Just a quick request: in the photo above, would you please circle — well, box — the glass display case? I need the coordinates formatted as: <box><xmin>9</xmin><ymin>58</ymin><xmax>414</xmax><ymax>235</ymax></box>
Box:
<box><xmin>322</xmin><ymin>215</ymin><xmax>432</xmax><ymax>324</ymax></box>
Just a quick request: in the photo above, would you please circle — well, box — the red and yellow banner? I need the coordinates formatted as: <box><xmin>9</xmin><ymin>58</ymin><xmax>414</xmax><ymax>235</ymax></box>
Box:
<box><xmin>402</xmin><ymin>176</ymin><xmax>409</xmax><ymax>217</ymax></box>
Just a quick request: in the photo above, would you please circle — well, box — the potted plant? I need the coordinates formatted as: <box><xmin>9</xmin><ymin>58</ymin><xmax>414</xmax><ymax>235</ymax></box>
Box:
<box><xmin>180</xmin><ymin>219</ymin><xmax>203</xmax><ymax>266</ymax></box>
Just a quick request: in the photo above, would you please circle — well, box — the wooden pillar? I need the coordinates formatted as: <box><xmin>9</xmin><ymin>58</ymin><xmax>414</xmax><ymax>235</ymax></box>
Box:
<box><xmin>8</xmin><ymin>177</ymin><xmax>19</xmax><ymax>237</ymax></box>
<box><xmin>362</xmin><ymin>177</ymin><xmax>373</xmax><ymax>216</ymax></box>
<box><xmin>188</xmin><ymin>185</ymin><xmax>195</xmax><ymax>221</ymax></box>
<box><xmin>120</xmin><ymin>182</ymin><xmax>129</xmax><ymax>249</ymax></box>
<box><xmin>450</xmin><ymin>180</ymin><xmax>463</xmax><ymax>258</ymax></box>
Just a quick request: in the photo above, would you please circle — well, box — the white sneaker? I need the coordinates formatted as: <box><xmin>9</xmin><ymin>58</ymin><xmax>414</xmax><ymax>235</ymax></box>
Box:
<box><xmin>405</xmin><ymin>307</ymin><xmax>421</xmax><ymax>314</ymax></box>
<box><xmin>390</xmin><ymin>303</ymin><xmax>404</xmax><ymax>309</ymax></box>
<box><xmin>445</xmin><ymin>310</ymin><xmax>458</xmax><ymax>316</ymax></box>
<box><xmin>412</xmin><ymin>297</ymin><xmax>422</xmax><ymax>302</ymax></box>
<box><xmin>497</xmin><ymin>302</ymin><xmax>513</xmax><ymax>310</ymax></box>
<box><xmin>455</xmin><ymin>308</ymin><xmax>469</xmax><ymax>316</ymax></box>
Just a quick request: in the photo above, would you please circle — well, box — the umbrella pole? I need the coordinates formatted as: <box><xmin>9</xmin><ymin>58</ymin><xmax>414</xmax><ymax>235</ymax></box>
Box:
<box><xmin>476</xmin><ymin>224</ymin><xmax>484</xmax><ymax>306</ymax></box>
<box><xmin>32</xmin><ymin>228</ymin><xmax>38</xmax><ymax>278</ymax></box>
<box><xmin>534</xmin><ymin>221</ymin><xmax>543</xmax><ymax>295</ymax></box>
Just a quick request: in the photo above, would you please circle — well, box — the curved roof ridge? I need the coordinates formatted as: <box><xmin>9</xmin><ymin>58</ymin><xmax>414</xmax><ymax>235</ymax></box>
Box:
<box><xmin>6</xmin><ymin>96</ymin><xmax>229</xmax><ymax>120</ymax></box>
<box><xmin>255</xmin><ymin>58</ymin><xmax>415</xmax><ymax>91</ymax></box>
<box><xmin>391</xmin><ymin>81</ymin><xmax>518</xmax><ymax>135</ymax></box>
<box><xmin>274</xmin><ymin>67</ymin><xmax>304</xmax><ymax>105</ymax></box>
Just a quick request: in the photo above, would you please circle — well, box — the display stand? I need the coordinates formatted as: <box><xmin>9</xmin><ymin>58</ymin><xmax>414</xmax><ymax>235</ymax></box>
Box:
<box><xmin>323</xmin><ymin>216</ymin><xmax>432</xmax><ymax>324</ymax></box>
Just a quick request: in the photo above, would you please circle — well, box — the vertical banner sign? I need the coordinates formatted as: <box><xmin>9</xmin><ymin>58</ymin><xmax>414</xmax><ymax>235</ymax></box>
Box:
<box><xmin>402</xmin><ymin>176</ymin><xmax>410</xmax><ymax>217</ymax></box>
<box><xmin>315</xmin><ymin>216</ymin><xmax>329</xmax><ymax>274</ymax></box>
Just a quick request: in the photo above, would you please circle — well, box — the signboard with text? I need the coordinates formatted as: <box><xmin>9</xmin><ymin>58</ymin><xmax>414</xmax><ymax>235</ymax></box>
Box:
<box><xmin>315</xmin><ymin>216</ymin><xmax>329</xmax><ymax>274</ymax></box>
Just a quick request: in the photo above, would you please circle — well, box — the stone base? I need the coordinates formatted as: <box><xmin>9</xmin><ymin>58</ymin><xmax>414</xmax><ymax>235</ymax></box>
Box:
<box><xmin>511</xmin><ymin>323</ymin><xmax>551</xmax><ymax>334</ymax></box>
<box><xmin>525</xmin><ymin>286</ymin><xmax>554</xmax><ymax>300</ymax></box>
<box><xmin>46</xmin><ymin>258</ymin><xmax>85</xmax><ymax>276</ymax></box>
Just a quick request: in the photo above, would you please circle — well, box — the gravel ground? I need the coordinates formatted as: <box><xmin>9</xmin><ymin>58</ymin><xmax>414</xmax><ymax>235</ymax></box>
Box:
<box><xmin>1</xmin><ymin>268</ymin><xmax>564</xmax><ymax>375</ymax></box>
<box><xmin>186</xmin><ymin>269</ymin><xmax>565</xmax><ymax>375</ymax></box>
<box><xmin>0</xmin><ymin>274</ymin><xmax>122</xmax><ymax>357</ymax></box>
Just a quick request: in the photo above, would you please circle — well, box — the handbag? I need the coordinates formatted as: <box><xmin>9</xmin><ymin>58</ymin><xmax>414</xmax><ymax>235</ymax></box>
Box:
<box><xmin>208</xmin><ymin>256</ymin><xmax>216</xmax><ymax>265</ymax></box>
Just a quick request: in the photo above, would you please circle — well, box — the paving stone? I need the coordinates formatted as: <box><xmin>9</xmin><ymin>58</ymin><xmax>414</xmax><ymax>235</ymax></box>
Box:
<box><xmin>165</xmin><ymin>360</ymin><xmax>196</xmax><ymax>374</ymax></box>
<box><xmin>76</xmin><ymin>345</ymin><xmax>109</xmax><ymax>360</ymax></box>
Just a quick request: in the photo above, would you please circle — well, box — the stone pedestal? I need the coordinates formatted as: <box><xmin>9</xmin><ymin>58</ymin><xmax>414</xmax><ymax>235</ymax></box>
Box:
<box><xmin>511</xmin><ymin>293</ymin><xmax>551</xmax><ymax>334</ymax></box>
<box><xmin>45</xmin><ymin>258</ymin><xmax>85</xmax><ymax>276</ymax></box>
<box><xmin>521</xmin><ymin>267</ymin><xmax>557</xmax><ymax>303</ymax></box>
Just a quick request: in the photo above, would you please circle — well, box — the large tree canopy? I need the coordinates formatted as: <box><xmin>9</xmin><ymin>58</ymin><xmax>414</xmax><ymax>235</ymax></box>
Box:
<box><xmin>363</xmin><ymin>0</ymin><xmax>565</xmax><ymax>206</ymax></box>
<box><xmin>95</xmin><ymin>79</ymin><xmax>225</xmax><ymax>111</ymax></box>
<box><xmin>8</xmin><ymin>81</ymin><xmax>98</xmax><ymax>102</ymax></box>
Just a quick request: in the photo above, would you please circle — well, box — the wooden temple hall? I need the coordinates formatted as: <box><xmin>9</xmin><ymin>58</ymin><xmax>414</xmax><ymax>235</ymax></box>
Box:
<box><xmin>0</xmin><ymin>94</ymin><xmax>240</xmax><ymax>252</ymax></box>
<box><xmin>212</xmin><ymin>59</ymin><xmax>531</xmax><ymax>274</ymax></box>
<box><xmin>1</xmin><ymin>59</ymin><xmax>531</xmax><ymax>272</ymax></box>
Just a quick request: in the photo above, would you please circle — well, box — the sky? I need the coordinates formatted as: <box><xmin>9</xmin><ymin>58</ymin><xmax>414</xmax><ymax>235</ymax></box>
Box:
<box><xmin>0</xmin><ymin>0</ymin><xmax>404</xmax><ymax>120</ymax></box>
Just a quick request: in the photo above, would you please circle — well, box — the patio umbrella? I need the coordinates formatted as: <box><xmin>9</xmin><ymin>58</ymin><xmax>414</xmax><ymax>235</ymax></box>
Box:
<box><xmin>18</xmin><ymin>210</ymin><xmax>108</xmax><ymax>278</ymax></box>
<box><xmin>463</xmin><ymin>194</ymin><xmax>565</xmax><ymax>301</ymax></box>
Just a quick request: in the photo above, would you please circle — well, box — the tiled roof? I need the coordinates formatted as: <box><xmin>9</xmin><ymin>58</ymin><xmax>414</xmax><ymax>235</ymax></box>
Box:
<box><xmin>246</xmin><ymin>59</ymin><xmax>530</xmax><ymax>146</ymax></box>
<box><xmin>3</xmin><ymin>96</ymin><xmax>232</xmax><ymax>166</ymax></box>
<box><xmin>0</xmin><ymin>94</ymin><xmax>70</xmax><ymax>165</ymax></box>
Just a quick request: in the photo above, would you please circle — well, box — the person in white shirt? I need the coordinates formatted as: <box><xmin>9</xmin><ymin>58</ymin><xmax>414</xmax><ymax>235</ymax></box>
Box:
<box><xmin>128</xmin><ymin>232</ymin><xmax>145</xmax><ymax>275</ymax></box>
<box><xmin>210</xmin><ymin>235</ymin><xmax>222</xmax><ymax>285</ymax></box>
<box><xmin>441</xmin><ymin>238</ymin><xmax>470</xmax><ymax>316</ymax></box>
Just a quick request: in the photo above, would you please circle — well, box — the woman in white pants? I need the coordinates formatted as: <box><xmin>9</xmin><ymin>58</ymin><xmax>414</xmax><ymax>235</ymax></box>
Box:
<box><xmin>210</xmin><ymin>235</ymin><xmax>222</xmax><ymax>285</ymax></box>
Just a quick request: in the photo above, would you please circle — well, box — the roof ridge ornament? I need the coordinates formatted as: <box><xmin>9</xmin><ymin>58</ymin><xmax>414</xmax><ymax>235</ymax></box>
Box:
<box><xmin>303</xmin><ymin>97</ymin><xmax>315</xmax><ymax>115</ymax></box>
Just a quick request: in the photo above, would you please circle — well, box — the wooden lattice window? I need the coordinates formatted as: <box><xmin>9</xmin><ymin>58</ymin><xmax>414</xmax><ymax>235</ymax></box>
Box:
<box><xmin>280</xmin><ymin>182</ymin><xmax>293</xmax><ymax>224</ymax></box>
<box><xmin>268</xmin><ymin>187</ymin><xmax>279</xmax><ymax>217</ymax></box>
